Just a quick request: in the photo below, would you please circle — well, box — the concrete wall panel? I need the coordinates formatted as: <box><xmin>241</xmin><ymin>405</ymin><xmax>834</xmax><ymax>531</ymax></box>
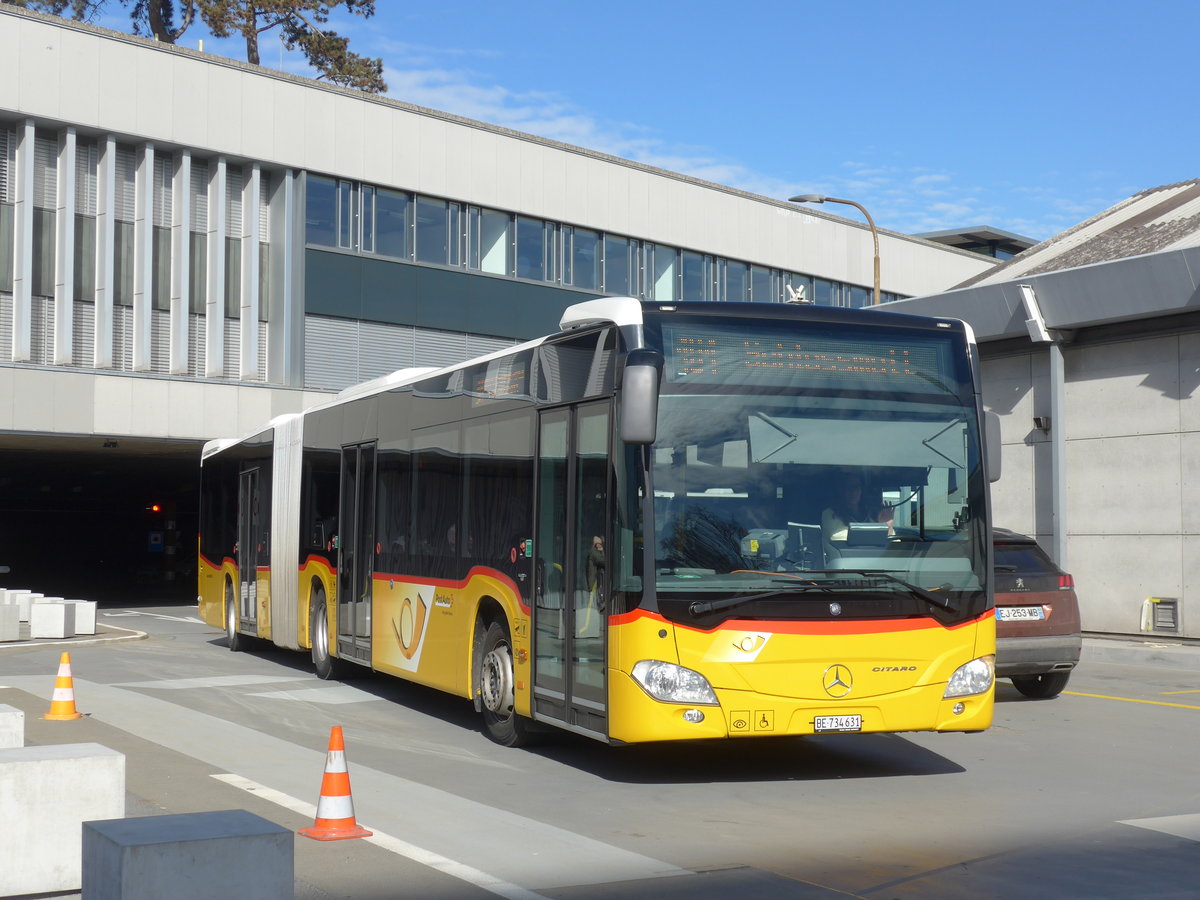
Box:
<box><xmin>0</xmin><ymin>367</ymin><xmax>14</xmax><ymax>430</ymax></box>
<box><xmin>0</xmin><ymin>20</ymin><xmax>19</xmax><ymax>111</ymax></box>
<box><xmin>1176</xmin><ymin>331</ymin><xmax>1200</xmax><ymax>432</ymax></box>
<box><xmin>93</xmin><ymin>373</ymin><xmax>134</xmax><ymax>435</ymax></box>
<box><xmin>96</xmin><ymin>39</ymin><xmax>138</xmax><ymax>135</ymax></box>
<box><xmin>1179</xmin><ymin>431</ymin><xmax>1200</xmax><ymax>534</ymax></box>
<box><xmin>51</xmin><ymin>372</ymin><xmax>97</xmax><ymax>433</ymax></box>
<box><xmin>58</xmin><ymin>29</ymin><xmax>100</xmax><ymax>126</ymax></box>
<box><xmin>1065</xmin><ymin>336</ymin><xmax>1179</xmax><ymax>440</ymax></box>
<box><xmin>1066</xmin><ymin>433</ymin><xmax>1180</xmax><ymax>536</ymax></box>
<box><xmin>129</xmin><ymin>378</ymin><xmax>170</xmax><ymax>437</ymax></box>
<box><xmin>171</xmin><ymin>58</ymin><xmax>210</xmax><ymax>150</ymax></box>
<box><xmin>239</xmin><ymin>74</ymin><xmax>276</xmax><ymax>164</ymax></box>
<box><xmin>332</xmin><ymin>95</ymin><xmax>366</xmax><ymax>180</ymax></box>
<box><xmin>1069</xmin><ymin>534</ymin><xmax>1181</xmax><ymax>635</ymax></box>
<box><xmin>135</xmin><ymin>50</ymin><xmax>174</xmax><ymax>140</ymax></box>
<box><xmin>206</xmin><ymin>66</ymin><xmax>243</xmax><ymax>154</ymax></box>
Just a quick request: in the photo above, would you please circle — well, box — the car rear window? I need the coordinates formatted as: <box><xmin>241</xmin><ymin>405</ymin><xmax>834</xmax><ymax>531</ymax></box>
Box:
<box><xmin>994</xmin><ymin>540</ymin><xmax>1065</xmax><ymax>593</ymax></box>
<box><xmin>994</xmin><ymin>543</ymin><xmax>1058</xmax><ymax>575</ymax></box>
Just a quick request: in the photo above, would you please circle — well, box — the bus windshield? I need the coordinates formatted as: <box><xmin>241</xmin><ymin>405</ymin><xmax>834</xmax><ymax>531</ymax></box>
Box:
<box><xmin>646</xmin><ymin>315</ymin><xmax>986</xmax><ymax>614</ymax></box>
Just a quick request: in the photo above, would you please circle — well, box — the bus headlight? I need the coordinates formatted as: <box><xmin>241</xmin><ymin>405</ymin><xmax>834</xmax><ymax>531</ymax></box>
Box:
<box><xmin>943</xmin><ymin>655</ymin><xmax>995</xmax><ymax>698</ymax></box>
<box><xmin>631</xmin><ymin>660</ymin><xmax>719</xmax><ymax>705</ymax></box>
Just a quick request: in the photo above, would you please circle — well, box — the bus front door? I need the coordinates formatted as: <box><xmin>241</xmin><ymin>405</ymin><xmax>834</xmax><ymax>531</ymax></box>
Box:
<box><xmin>534</xmin><ymin>403</ymin><xmax>610</xmax><ymax>738</ymax></box>
<box><xmin>337</xmin><ymin>442</ymin><xmax>376</xmax><ymax>665</ymax></box>
<box><xmin>236</xmin><ymin>467</ymin><xmax>262</xmax><ymax>631</ymax></box>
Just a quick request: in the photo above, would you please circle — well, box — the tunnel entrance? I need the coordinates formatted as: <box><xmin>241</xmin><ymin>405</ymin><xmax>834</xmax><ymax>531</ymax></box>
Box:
<box><xmin>0</xmin><ymin>437</ymin><xmax>203</xmax><ymax>604</ymax></box>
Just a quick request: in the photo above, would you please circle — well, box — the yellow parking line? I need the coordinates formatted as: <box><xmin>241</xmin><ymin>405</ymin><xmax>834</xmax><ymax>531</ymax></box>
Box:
<box><xmin>1065</xmin><ymin>691</ymin><xmax>1200</xmax><ymax>711</ymax></box>
<box><xmin>1160</xmin><ymin>689</ymin><xmax>1200</xmax><ymax>695</ymax></box>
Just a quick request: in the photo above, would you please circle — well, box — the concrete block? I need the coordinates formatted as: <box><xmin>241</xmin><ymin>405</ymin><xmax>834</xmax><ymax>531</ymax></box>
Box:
<box><xmin>0</xmin><ymin>703</ymin><xmax>24</xmax><ymax>747</ymax></box>
<box><xmin>0</xmin><ymin>603</ymin><xmax>19</xmax><ymax>641</ymax></box>
<box><xmin>0</xmin><ymin>743</ymin><xmax>125</xmax><ymax>895</ymax></box>
<box><xmin>67</xmin><ymin>599</ymin><xmax>98</xmax><ymax>635</ymax></box>
<box><xmin>82</xmin><ymin>809</ymin><xmax>293</xmax><ymax>900</ymax></box>
<box><xmin>30</xmin><ymin>601</ymin><xmax>77</xmax><ymax>639</ymax></box>
<box><xmin>5</xmin><ymin>590</ymin><xmax>33</xmax><ymax>622</ymax></box>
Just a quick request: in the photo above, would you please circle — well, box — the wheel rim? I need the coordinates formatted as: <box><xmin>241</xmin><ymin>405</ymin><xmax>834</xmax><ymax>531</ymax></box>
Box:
<box><xmin>313</xmin><ymin>602</ymin><xmax>328</xmax><ymax>660</ymax></box>
<box><xmin>226</xmin><ymin>587</ymin><xmax>236</xmax><ymax>638</ymax></box>
<box><xmin>481</xmin><ymin>640</ymin><xmax>515</xmax><ymax>717</ymax></box>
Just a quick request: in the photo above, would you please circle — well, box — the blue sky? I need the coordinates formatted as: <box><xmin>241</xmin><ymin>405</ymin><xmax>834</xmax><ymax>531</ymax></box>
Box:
<box><xmin>93</xmin><ymin>0</ymin><xmax>1198</xmax><ymax>241</ymax></box>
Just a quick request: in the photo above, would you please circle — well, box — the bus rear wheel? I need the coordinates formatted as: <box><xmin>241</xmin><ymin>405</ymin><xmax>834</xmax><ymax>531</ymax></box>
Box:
<box><xmin>310</xmin><ymin>587</ymin><xmax>338</xmax><ymax>680</ymax></box>
<box><xmin>225</xmin><ymin>581</ymin><xmax>243</xmax><ymax>652</ymax></box>
<box><xmin>479</xmin><ymin>620</ymin><xmax>530</xmax><ymax>747</ymax></box>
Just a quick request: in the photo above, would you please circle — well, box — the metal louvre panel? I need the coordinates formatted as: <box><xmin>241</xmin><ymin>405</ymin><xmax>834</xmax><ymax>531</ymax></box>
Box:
<box><xmin>190</xmin><ymin>159</ymin><xmax>208</xmax><ymax>231</ymax></box>
<box><xmin>226</xmin><ymin>165</ymin><xmax>243</xmax><ymax>234</ymax></box>
<box><xmin>72</xmin><ymin>300</ymin><xmax>94</xmax><ymax>367</ymax></box>
<box><xmin>114</xmin><ymin>145</ymin><xmax>136</xmax><ymax>221</ymax></box>
<box><xmin>259</xmin><ymin>174</ymin><xmax>270</xmax><ymax>237</ymax></box>
<box><xmin>224</xmin><ymin>317</ymin><xmax>240</xmax><ymax>378</ymax></box>
<box><xmin>30</xmin><ymin>296</ymin><xmax>53</xmax><ymax>364</ymax></box>
<box><xmin>75</xmin><ymin>140</ymin><xmax>98</xmax><ymax>216</ymax></box>
<box><xmin>358</xmin><ymin>320</ymin><xmax>415</xmax><ymax>381</ymax></box>
<box><xmin>304</xmin><ymin>315</ymin><xmax>360</xmax><ymax>390</ymax></box>
<box><xmin>258</xmin><ymin>325</ymin><xmax>268</xmax><ymax>381</ymax></box>
<box><xmin>34</xmin><ymin>134</ymin><xmax>56</xmax><ymax>209</ymax></box>
<box><xmin>414</xmin><ymin>325</ymin><xmax>469</xmax><ymax>368</ymax></box>
<box><xmin>0</xmin><ymin>126</ymin><xmax>12</xmax><ymax>203</ymax></box>
<box><xmin>152</xmin><ymin>154</ymin><xmax>172</xmax><ymax>228</ymax></box>
<box><xmin>112</xmin><ymin>306</ymin><xmax>133</xmax><ymax>371</ymax></box>
<box><xmin>188</xmin><ymin>312</ymin><xmax>205</xmax><ymax>377</ymax></box>
<box><xmin>465</xmin><ymin>333</ymin><xmax>518</xmax><ymax>359</ymax></box>
<box><xmin>150</xmin><ymin>308</ymin><xmax>170</xmax><ymax>373</ymax></box>
<box><xmin>0</xmin><ymin>293</ymin><xmax>13</xmax><ymax>363</ymax></box>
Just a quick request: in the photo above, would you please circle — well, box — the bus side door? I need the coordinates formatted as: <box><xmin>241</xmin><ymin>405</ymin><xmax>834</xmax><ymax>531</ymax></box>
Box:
<box><xmin>534</xmin><ymin>401</ymin><xmax>610</xmax><ymax>738</ymax></box>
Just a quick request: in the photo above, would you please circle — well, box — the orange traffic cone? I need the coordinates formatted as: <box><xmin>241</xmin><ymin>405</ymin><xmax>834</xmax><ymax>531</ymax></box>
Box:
<box><xmin>42</xmin><ymin>651</ymin><xmax>84</xmax><ymax>720</ymax></box>
<box><xmin>299</xmin><ymin>726</ymin><xmax>373</xmax><ymax>841</ymax></box>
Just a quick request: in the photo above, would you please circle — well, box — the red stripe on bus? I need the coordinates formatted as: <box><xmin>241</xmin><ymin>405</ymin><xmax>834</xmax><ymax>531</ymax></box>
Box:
<box><xmin>371</xmin><ymin>566</ymin><xmax>530</xmax><ymax>615</ymax></box>
<box><xmin>608</xmin><ymin>607</ymin><xmax>992</xmax><ymax>636</ymax></box>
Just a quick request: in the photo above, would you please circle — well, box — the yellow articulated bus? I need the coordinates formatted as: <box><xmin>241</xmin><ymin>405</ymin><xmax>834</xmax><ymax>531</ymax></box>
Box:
<box><xmin>199</xmin><ymin>297</ymin><xmax>1000</xmax><ymax>746</ymax></box>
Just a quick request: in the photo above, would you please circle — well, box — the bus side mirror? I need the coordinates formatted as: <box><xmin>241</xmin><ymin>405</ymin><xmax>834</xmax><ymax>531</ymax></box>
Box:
<box><xmin>620</xmin><ymin>350</ymin><xmax>664</xmax><ymax>445</ymax></box>
<box><xmin>985</xmin><ymin>411</ymin><xmax>1002</xmax><ymax>483</ymax></box>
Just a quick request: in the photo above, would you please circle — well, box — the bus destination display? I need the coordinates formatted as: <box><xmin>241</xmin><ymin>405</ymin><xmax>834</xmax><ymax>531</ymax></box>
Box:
<box><xmin>663</xmin><ymin>324</ymin><xmax>947</xmax><ymax>390</ymax></box>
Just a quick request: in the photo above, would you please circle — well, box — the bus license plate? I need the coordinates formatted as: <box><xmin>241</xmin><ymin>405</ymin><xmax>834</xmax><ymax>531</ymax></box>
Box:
<box><xmin>814</xmin><ymin>715</ymin><xmax>862</xmax><ymax>733</ymax></box>
<box><xmin>996</xmin><ymin>606</ymin><xmax>1044</xmax><ymax>621</ymax></box>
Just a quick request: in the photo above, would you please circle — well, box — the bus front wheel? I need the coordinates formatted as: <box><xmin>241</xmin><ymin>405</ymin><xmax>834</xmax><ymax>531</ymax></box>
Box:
<box><xmin>479</xmin><ymin>620</ymin><xmax>530</xmax><ymax>747</ymax></box>
<box><xmin>225</xmin><ymin>582</ymin><xmax>243</xmax><ymax>652</ymax></box>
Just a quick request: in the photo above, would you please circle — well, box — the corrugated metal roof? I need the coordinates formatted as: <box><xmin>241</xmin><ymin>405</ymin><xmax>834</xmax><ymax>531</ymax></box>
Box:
<box><xmin>956</xmin><ymin>178</ymin><xmax>1200</xmax><ymax>289</ymax></box>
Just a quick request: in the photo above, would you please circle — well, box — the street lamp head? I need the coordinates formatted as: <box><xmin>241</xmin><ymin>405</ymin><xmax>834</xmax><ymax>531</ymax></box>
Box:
<box><xmin>788</xmin><ymin>194</ymin><xmax>827</xmax><ymax>204</ymax></box>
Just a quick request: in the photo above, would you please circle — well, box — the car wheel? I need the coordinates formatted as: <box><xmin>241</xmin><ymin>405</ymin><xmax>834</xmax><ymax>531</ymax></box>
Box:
<box><xmin>1011</xmin><ymin>671</ymin><xmax>1071</xmax><ymax>699</ymax></box>
<box><xmin>479</xmin><ymin>620</ymin><xmax>531</xmax><ymax>747</ymax></box>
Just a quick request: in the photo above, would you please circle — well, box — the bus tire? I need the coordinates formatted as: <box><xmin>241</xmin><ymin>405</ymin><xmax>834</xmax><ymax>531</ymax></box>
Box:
<box><xmin>225</xmin><ymin>581</ymin><xmax>243</xmax><ymax>652</ymax></box>
<box><xmin>479</xmin><ymin>620</ymin><xmax>530</xmax><ymax>747</ymax></box>
<box><xmin>310</xmin><ymin>587</ymin><xmax>339</xmax><ymax>680</ymax></box>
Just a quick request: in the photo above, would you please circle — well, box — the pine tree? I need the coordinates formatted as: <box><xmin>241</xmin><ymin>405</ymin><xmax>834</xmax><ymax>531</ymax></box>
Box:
<box><xmin>5</xmin><ymin>0</ymin><xmax>386</xmax><ymax>93</ymax></box>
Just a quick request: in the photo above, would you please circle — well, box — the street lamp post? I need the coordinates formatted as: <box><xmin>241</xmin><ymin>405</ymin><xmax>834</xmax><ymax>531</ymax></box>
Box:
<box><xmin>788</xmin><ymin>193</ymin><xmax>881</xmax><ymax>306</ymax></box>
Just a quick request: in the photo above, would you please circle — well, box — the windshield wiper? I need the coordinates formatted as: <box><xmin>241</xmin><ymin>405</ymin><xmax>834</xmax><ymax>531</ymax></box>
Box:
<box><xmin>688</xmin><ymin>584</ymin><xmax>835</xmax><ymax>617</ymax></box>
<box><xmin>799</xmin><ymin>569</ymin><xmax>957</xmax><ymax>611</ymax></box>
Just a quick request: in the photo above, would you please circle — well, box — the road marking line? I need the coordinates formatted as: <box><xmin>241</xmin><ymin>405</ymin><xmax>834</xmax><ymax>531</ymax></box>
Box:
<box><xmin>109</xmin><ymin>610</ymin><xmax>206</xmax><ymax>624</ymax></box>
<box><xmin>248</xmin><ymin>686</ymin><xmax>376</xmax><ymax>704</ymax></box>
<box><xmin>1066</xmin><ymin>691</ymin><xmax>1200</xmax><ymax>711</ymax></box>
<box><xmin>213</xmin><ymin>774</ymin><xmax>547</xmax><ymax>900</ymax></box>
<box><xmin>1160</xmin><ymin>689</ymin><xmax>1200</xmax><ymax>695</ymax></box>
<box><xmin>116</xmin><ymin>675</ymin><xmax>305</xmax><ymax>690</ymax></box>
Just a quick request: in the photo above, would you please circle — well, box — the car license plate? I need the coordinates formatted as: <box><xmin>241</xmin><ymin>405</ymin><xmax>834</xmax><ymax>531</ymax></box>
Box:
<box><xmin>996</xmin><ymin>606</ymin><xmax>1045</xmax><ymax>620</ymax></box>
<box><xmin>814</xmin><ymin>714</ymin><xmax>862</xmax><ymax>733</ymax></box>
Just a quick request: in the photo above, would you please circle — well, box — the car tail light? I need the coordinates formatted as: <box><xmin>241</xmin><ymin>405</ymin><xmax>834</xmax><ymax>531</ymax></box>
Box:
<box><xmin>1059</xmin><ymin>574</ymin><xmax>1074</xmax><ymax>590</ymax></box>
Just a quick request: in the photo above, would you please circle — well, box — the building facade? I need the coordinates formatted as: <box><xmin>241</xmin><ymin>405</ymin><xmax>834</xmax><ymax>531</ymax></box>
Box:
<box><xmin>0</xmin><ymin>7</ymin><xmax>997</xmax><ymax>597</ymax></box>
<box><xmin>893</xmin><ymin>179</ymin><xmax>1200</xmax><ymax>639</ymax></box>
